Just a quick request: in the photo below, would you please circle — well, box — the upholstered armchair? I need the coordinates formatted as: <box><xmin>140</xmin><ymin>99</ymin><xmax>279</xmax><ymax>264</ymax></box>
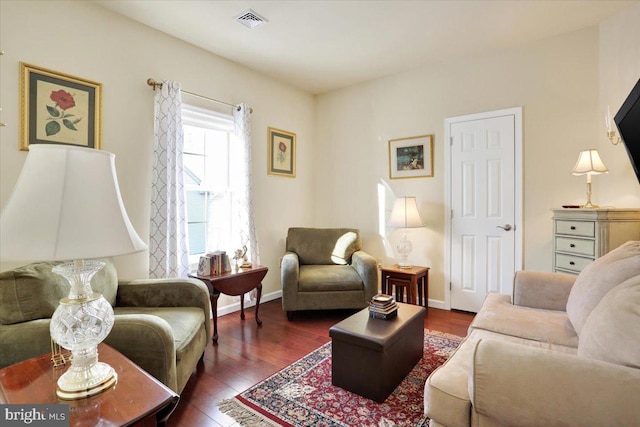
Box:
<box><xmin>0</xmin><ymin>258</ymin><xmax>211</xmax><ymax>393</ymax></box>
<box><xmin>281</xmin><ymin>228</ymin><xmax>378</xmax><ymax>320</ymax></box>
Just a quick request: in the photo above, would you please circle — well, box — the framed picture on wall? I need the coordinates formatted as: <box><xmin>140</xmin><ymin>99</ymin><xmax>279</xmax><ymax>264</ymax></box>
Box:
<box><xmin>20</xmin><ymin>62</ymin><xmax>102</xmax><ymax>151</ymax></box>
<box><xmin>267</xmin><ymin>127</ymin><xmax>296</xmax><ymax>177</ymax></box>
<box><xmin>388</xmin><ymin>134</ymin><xmax>434</xmax><ymax>179</ymax></box>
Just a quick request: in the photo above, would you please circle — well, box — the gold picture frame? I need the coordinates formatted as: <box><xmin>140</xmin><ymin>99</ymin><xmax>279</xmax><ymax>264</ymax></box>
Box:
<box><xmin>267</xmin><ymin>127</ymin><xmax>296</xmax><ymax>177</ymax></box>
<box><xmin>388</xmin><ymin>134</ymin><xmax>434</xmax><ymax>179</ymax></box>
<box><xmin>20</xmin><ymin>62</ymin><xmax>102</xmax><ymax>151</ymax></box>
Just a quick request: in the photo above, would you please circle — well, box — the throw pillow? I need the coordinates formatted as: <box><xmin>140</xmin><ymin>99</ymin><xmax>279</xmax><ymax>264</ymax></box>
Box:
<box><xmin>331</xmin><ymin>231</ymin><xmax>359</xmax><ymax>265</ymax></box>
<box><xmin>578</xmin><ymin>275</ymin><xmax>640</xmax><ymax>369</ymax></box>
<box><xmin>566</xmin><ymin>241</ymin><xmax>640</xmax><ymax>335</ymax></box>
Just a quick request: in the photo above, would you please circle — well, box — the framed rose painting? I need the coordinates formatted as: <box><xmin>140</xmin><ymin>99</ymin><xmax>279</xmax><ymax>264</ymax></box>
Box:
<box><xmin>267</xmin><ymin>127</ymin><xmax>296</xmax><ymax>177</ymax></box>
<box><xmin>20</xmin><ymin>63</ymin><xmax>102</xmax><ymax>151</ymax></box>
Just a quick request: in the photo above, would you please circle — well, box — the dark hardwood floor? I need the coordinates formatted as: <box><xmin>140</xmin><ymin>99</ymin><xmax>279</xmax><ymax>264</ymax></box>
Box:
<box><xmin>168</xmin><ymin>299</ymin><xmax>475</xmax><ymax>427</ymax></box>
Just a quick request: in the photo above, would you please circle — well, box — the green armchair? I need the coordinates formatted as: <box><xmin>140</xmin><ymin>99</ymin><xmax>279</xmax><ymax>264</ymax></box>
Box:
<box><xmin>281</xmin><ymin>228</ymin><xmax>378</xmax><ymax>320</ymax></box>
<box><xmin>0</xmin><ymin>259</ymin><xmax>210</xmax><ymax>393</ymax></box>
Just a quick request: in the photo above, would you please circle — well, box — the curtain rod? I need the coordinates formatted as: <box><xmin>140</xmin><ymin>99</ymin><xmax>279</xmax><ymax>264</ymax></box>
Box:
<box><xmin>146</xmin><ymin>78</ymin><xmax>252</xmax><ymax>114</ymax></box>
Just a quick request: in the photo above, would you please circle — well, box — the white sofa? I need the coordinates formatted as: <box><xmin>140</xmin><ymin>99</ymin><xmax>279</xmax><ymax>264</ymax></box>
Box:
<box><xmin>424</xmin><ymin>241</ymin><xmax>640</xmax><ymax>427</ymax></box>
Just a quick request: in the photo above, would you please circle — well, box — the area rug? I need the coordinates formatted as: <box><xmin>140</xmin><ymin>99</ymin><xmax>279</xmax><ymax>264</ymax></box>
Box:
<box><xmin>218</xmin><ymin>329</ymin><xmax>463</xmax><ymax>427</ymax></box>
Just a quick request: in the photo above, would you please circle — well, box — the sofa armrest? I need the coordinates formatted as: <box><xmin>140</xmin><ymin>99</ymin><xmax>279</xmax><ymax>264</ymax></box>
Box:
<box><xmin>512</xmin><ymin>270</ymin><xmax>576</xmax><ymax>310</ymax></box>
<box><xmin>281</xmin><ymin>252</ymin><xmax>300</xmax><ymax>311</ymax></box>
<box><xmin>470</xmin><ymin>339</ymin><xmax>640</xmax><ymax>427</ymax></box>
<box><xmin>0</xmin><ymin>320</ymin><xmax>52</xmax><ymax>368</ymax></box>
<box><xmin>116</xmin><ymin>278</ymin><xmax>211</xmax><ymax>340</ymax></box>
<box><xmin>106</xmin><ymin>314</ymin><xmax>178</xmax><ymax>392</ymax></box>
<box><xmin>351</xmin><ymin>250</ymin><xmax>378</xmax><ymax>301</ymax></box>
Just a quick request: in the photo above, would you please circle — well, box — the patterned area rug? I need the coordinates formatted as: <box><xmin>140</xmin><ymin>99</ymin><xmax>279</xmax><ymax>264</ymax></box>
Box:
<box><xmin>218</xmin><ymin>329</ymin><xmax>463</xmax><ymax>427</ymax></box>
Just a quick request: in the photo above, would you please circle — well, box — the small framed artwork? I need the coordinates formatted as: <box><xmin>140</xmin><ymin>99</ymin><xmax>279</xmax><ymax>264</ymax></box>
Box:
<box><xmin>267</xmin><ymin>127</ymin><xmax>296</xmax><ymax>177</ymax></box>
<box><xmin>20</xmin><ymin>62</ymin><xmax>102</xmax><ymax>151</ymax></box>
<box><xmin>388</xmin><ymin>134</ymin><xmax>434</xmax><ymax>179</ymax></box>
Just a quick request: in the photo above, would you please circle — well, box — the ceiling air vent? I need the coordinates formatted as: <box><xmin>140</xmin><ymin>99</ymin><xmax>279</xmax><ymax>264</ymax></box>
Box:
<box><xmin>234</xmin><ymin>9</ymin><xmax>268</xmax><ymax>29</ymax></box>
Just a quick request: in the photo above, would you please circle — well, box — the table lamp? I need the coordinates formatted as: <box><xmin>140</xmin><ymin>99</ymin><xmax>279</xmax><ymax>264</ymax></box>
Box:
<box><xmin>388</xmin><ymin>196</ymin><xmax>423</xmax><ymax>268</ymax></box>
<box><xmin>571</xmin><ymin>149</ymin><xmax>608</xmax><ymax>208</ymax></box>
<box><xmin>0</xmin><ymin>145</ymin><xmax>146</xmax><ymax>399</ymax></box>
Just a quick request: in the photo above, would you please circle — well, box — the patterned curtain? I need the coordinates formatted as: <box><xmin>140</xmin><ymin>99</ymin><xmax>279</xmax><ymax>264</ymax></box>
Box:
<box><xmin>231</xmin><ymin>103</ymin><xmax>260</xmax><ymax>268</ymax></box>
<box><xmin>149</xmin><ymin>81</ymin><xmax>189</xmax><ymax>278</ymax></box>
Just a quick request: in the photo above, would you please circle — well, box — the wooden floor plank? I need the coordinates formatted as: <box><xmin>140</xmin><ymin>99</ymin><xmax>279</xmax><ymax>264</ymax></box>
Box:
<box><xmin>167</xmin><ymin>299</ymin><xmax>474</xmax><ymax>427</ymax></box>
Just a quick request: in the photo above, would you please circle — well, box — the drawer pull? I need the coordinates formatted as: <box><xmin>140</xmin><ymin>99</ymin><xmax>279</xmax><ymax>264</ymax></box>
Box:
<box><xmin>570</xmin><ymin>244</ymin><xmax>576</xmax><ymax>248</ymax></box>
<box><xmin>569</xmin><ymin>261</ymin><xmax>575</xmax><ymax>265</ymax></box>
<box><xmin>570</xmin><ymin>226</ymin><xmax>576</xmax><ymax>230</ymax></box>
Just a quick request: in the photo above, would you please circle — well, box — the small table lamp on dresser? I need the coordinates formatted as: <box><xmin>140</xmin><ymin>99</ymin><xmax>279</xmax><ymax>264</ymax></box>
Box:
<box><xmin>0</xmin><ymin>145</ymin><xmax>147</xmax><ymax>399</ymax></box>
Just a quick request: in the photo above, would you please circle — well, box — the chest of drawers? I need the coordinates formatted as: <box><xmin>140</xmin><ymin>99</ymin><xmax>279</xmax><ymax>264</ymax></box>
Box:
<box><xmin>552</xmin><ymin>208</ymin><xmax>640</xmax><ymax>274</ymax></box>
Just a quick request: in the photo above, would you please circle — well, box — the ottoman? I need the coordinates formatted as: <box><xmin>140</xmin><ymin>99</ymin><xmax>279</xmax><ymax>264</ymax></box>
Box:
<box><xmin>329</xmin><ymin>302</ymin><xmax>425</xmax><ymax>402</ymax></box>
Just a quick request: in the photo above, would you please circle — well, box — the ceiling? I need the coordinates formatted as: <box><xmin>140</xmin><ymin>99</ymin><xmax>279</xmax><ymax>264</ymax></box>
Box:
<box><xmin>95</xmin><ymin>0</ymin><xmax>636</xmax><ymax>95</ymax></box>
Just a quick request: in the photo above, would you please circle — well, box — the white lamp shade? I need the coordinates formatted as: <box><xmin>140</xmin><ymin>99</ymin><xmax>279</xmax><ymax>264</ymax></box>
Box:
<box><xmin>572</xmin><ymin>149</ymin><xmax>609</xmax><ymax>175</ymax></box>
<box><xmin>0</xmin><ymin>145</ymin><xmax>147</xmax><ymax>261</ymax></box>
<box><xmin>388</xmin><ymin>196</ymin><xmax>423</xmax><ymax>228</ymax></box>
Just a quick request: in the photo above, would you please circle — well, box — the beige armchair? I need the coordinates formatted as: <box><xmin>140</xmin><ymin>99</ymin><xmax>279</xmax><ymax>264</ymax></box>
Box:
<box><xmin>281</xmin><ymin>228</ymin><xmax>378</xmax><ymax>320</ymax></box>
<box><xmin>0</xmin><ymin>258</ymin><xmax>211</xmax><ymax>393</ymax></box>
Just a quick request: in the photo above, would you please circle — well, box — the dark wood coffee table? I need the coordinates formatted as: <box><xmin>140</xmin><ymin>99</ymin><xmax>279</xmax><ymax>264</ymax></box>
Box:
<box><xmin>190</xmin><ymin>265</ymin><xmax>268</xmax><ymax>342</ymax></box>
<box><xmin>0</xmin><ymin>344</ymin><xmax>179</xmax><ymax>426</ymax></box>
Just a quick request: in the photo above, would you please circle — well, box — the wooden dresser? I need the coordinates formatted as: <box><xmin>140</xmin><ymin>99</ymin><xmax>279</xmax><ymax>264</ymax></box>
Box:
<box><xmin>552</xmin><ymin>208</ymin><xmax>640</xmax><ymax>274</ymax></box>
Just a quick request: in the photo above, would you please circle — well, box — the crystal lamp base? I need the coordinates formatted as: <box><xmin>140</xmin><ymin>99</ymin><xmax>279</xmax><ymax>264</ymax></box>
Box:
<box><xmin>396</xmin><ymin>232</ymin><xmax>414</xmax><ymax>269</ymax></box>
<box><xmin>50</xmin><ymin>260</ymin><xmax>117</xmax><ymax>400</ymax></box>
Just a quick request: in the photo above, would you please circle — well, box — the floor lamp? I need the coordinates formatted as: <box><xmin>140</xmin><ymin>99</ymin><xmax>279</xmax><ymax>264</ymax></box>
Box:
<box><xmin>0</xmin><ymin>145</ymin><xmax>147</xmax><ymax>399</ymax></box>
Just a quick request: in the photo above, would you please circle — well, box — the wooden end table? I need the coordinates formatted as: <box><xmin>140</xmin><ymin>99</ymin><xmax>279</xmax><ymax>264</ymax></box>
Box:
<box><xmin>380</xmin><ymin>265</ymin><xmax>430</xmax><ymax>310</ymax></box>
<box><xmin>0</xmin><ymin>344</ymin><xmax>179</xmax><ymax>427</ymax></box>
<box><xmin>190</xmin><ymin>265</ymin><xmax>268</xmax><ymax>342</ymax></box>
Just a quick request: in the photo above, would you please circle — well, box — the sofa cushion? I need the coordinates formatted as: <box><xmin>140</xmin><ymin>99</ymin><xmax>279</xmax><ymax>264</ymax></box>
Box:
<box><xmin>286</xmin><ymin>228</ymin><xmax>361</xmax><ymax>265</ymax></box>
<box><xmin>566</xmin><ymin>241</ymin><xmax>640</xmax><ymax>335</ymax></box>
<box><xmin>469</xmin><ymin>293</ymin><xmax>579</xmax><ymax>348</ymax></box>
<box><xmin>424</xmin><ymin>328</ymin><xmax>577</xmax><ymax>427</ymax></box>
<box><xmin>0</xmin><ymin>259</ymin><xmax>118</xmax><ymax>325</ymax></box>
<box><xmin>298</xmin><ymin>265</ymin><xmax>364</xmax><ymax>292</ymax></box>
<box><xmin>578</xmin><ymin>275</ymin><xmax>640</xmax><ymax>369</ymax></box>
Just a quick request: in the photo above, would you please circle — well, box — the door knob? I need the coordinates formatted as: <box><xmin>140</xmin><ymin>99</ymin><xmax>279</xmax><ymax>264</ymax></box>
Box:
<box><xmin>496</xmin><ymin>224</ymin><xmax>513</xmax><ymax>231</ymax></box>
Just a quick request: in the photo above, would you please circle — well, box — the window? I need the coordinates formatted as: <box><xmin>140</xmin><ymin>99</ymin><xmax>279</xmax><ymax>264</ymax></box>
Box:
<box><xmin>182</xmin><ymin>104</ymin><xmax>234</xmax><ymax>268</ymax></box>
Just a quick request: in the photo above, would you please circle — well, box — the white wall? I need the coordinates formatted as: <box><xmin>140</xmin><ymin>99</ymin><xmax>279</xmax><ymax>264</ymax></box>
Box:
<box><xmin>0</xmin><ymin>1</ymin><xmax>316</xmax><ymax>305</ymax></box>
<box><xmin>2</xmin><ymin>1</ymin><xmax>639</xmax><ymax>310</ymax></box>
<box><xmin>599</xmin><ymin>2</ymin><xmax>640</xmax><ymax>206</ymax></box>
<box><xmin>315</xmin><ymin>27</ymin><xmax>603</xmax><ymax>303</ymax></box>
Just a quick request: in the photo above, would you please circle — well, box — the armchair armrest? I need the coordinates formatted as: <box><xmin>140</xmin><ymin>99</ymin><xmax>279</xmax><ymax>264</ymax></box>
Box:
<box><xmin>512</xmin><ymin>270</ymin><xmax>576</xmax><ymax>310</ymax></box>
<box><xmin>116</xmin><ymin>278</ymin><xmax>211</xmax><ymax>340</ymax></box>
<box><xmin>351</xmin><ymin>250</ymin><xmax>378</xmax><ymax>301</ymax></box>
<box><xmin>470</xmin><ymin>339</ymin><xmax>640</xmax><ymax>427</ymax></box>
<box><xmin>106</xmin><ymin>314</ymin><xmax>178</xmax><ymax>392</ymax></box>
<box><xmin>281</xmin><ymin>252</ymin><xmax>300</xmax><ymax>311</ymax></box>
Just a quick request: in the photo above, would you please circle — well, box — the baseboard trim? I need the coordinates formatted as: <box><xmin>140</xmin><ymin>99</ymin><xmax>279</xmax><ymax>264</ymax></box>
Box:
<box><xmin>428</xmin><ymin>299</ymin><xmax>446</xmax><ymax>310</ymax></box>
<box><xmin>215</xmin><ymin>292</ymin><xmax>443</xmax><ymax>316</ymax></box>
<box><xmin>216</xmin><ymin>290</ymin><xmax>283</xmax><ymax>317</ymax></box>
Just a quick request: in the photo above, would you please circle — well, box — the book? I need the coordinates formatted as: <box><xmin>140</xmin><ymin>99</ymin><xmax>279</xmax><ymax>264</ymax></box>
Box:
<box><xmin>369</xmin><ymin>308</ymin><xmax>398</xmax><ymax>320</ymax></box>
<box><xmin>369</xmin><ymin>302</ymin><xmax>398</xmax><ymax>315</ymax></box>
<box><xmin>369</xmin><ymin>293</ymin><xmax>398</xmax><ymax>320</ymax></box>
<box><xmin>197</xmin><ymin>255</ymin><xmax>213</xmax><ymax>276</ymax></box>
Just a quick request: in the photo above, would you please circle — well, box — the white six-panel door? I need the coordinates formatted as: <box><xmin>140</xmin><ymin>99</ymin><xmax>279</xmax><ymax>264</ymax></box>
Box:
<box><xmin>445</xmin><ymin>108</ymin><xmax>522</xmax><ymax>312</ymax></box>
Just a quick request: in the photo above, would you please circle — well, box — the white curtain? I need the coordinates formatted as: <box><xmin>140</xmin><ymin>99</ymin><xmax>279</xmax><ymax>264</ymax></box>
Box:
<box><xmin>231</xmin><ymin>103</ymin><xmax>260</xmax><ymax>269</ymax></box>
<box><xmin>149</xmin><ymin>81</ymin><xmax>190</xmax><ymax>278</ymax></box>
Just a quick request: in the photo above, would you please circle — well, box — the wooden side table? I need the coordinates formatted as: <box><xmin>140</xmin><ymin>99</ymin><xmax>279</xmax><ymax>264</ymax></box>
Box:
<box><xmin>380</xmin><ymin>265</ymin><xmax>430</xmax><ymax>309</ymax></box>
<box><xmin>190</xmin><ymin>265</ymin><xmax>268</xmax><ymax>342</ymax></box>
<box><xmin>0</xmin><ymin>344</ymin><xmax>179</xmax><ymax>427</ymax></box>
